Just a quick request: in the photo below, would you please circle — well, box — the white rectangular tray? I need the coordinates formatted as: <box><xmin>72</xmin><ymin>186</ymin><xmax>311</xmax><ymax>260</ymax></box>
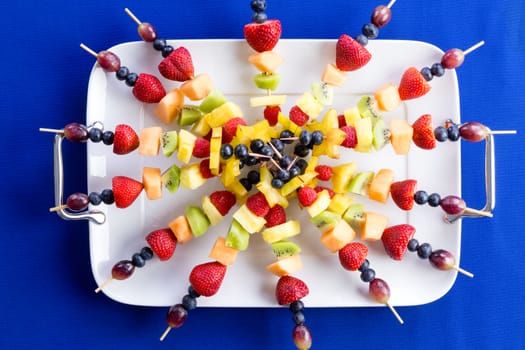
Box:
<box><xmin>87</xmin><ymin>39</ymin><xmax>461</xmax><ymax>307</ymax></box>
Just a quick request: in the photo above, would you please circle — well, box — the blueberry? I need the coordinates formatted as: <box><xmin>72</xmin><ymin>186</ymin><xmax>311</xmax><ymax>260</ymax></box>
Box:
<box><xmin>250</xmin><ymin>139</ymin><xmax>265</xmax><ymax>152</ymax></box>
<box><xmin>276</xmin><ymin>169</ymin><xmax>290</xmax><ymax>181</ymax></box>
<box><xmin>294</xmin><ymin>144</ymin><xmax>310</xmax><ymax>157</ymax></box>
<box><xmin>259</xmin><ymin>145</ymin><xmax>274</xmax><ymax>158</ymax></box>
<box><xmin>427</xmin><ymin>193</ymin><xmax>441</xmax><ymax>207</ymax></box>
<box><xmin>280</xmin><ymin>155</ymin><xmax>293</xmax><ymax>169</ymax></box>
<box><xmin>131</xmin><ymin>253</ymin><xmax>146</xmax><ymax>268</ymax></box>
<box><xmin>100</xmin><ymin>189</ymin><xmax>114</xmax><ymax>204</ymax></box>
<box><xmin>434</xmin><ymin>126</ymin><xmax>448</xmax><ymax>142</ymax></box>
<box><xmin>289</xmin><ymin>165</ymin><xmax>301</xmax><ymax>178</ymax></box>
<box><xmin>420</xmin><ymin>67</ymin><xmax>433</xmax><ymax>82</ymax></box>
<box><xmin>247</xmin><ymin>170</ymin><xmax>260</xmax><ymax>184</ymax></box>
<box><xmin>234</xmin><ymin>144</ymin><xmax>249</xmax><ymax>159</ymax></box>
<box><xmin>296</xmin><ymin>159</ymin><xmax>308</xmax><ymax>173</ymax></box>
<box><xmin>271</xmin><ymin>178</ymin><xmax>284</xmax><ymax>189</ymax></box>
<box><xmin>89</xmin><ymin>128</ymin><xmax>103</xmax><ymax>143</ymax></box>
<box><xmin>102</xmin><ymin>130</ymin><xmax>114</xmax><ymax>145</ymax></box>
<box><xmin>280</xmin><ymin>130</ymin><xmax>295</xmax><ymax>144</ymax></box>
<box><xmin>289</xmin><ymin>300</ymin><xmax>304</xmax><ymax>312</ymax></box>
<box><xmin>414</xmin><ymin>190</ymin><xmax>429</xmax><ymax>205</ymax></box>
<box><xmin>125</xmin><ymin>72</ymin><xmax>138</xmax><ymax>87</ymax></box>
<box><xmin>292</xmin><ymin>311</ymin><xmax>305</xmax><ymax>325</ymax></box>
<box><xmin>447</xmin><ymin>125</ymin><xmax>461</xmax><ymax>141</ymax></box>
<box><xmin>362</xmin><ymin>23</ymin><xmax>379</xmax><ymax>39</ymax></box>
<box><xmin>116</xmin><ymin>66</ymin><xmax>129</xmax><ymax>81</ymax></box>
<box><xmin>358</xmin><ymin>259</ymin><xmax>370</xmax><ymax>272</ymax></box>
<box><xmin>245</xmin><ymin>156</ymin><xmax>259</xmax><ymax>166</ymax></box>
<box><xmin>182</xmin><ymin>294</ymin><xmax>197</xmax><ymax>310</ymax></box>
<box><xmin>88</xmin><ymin>192</ymin><xmax>102</xmax><ymax>205</ymax></box>
<box><xmin>355</xmin><ymin>34</ymin><xmax>369</xmax><ymax>46</ymax></box>
<box><xmin>153</xmin><ymin>38</ymin><xmax>167</xmax><ymax>51</ymax></box>
<box><xmin>417</xmin><ymin>243</ymin><xmax>432</xmax><ymax>259</ymax></box>
<box><xmin>140</xmin><ymin>247</ymin><xmax>154</xmax><ymax>260</ymax></box>
<box><xmin>360</xmin><ymin>268</ymin><xmax>376</xmax><ymax>282</ymax></box>
<box><xmin>271</xmin><ymin>138</ymin><xmax>284</xmax><ymax>153</ymax></box>
<box><xmin>431</xmin><ymin>63</ymin><xmax>445</xmax><ymax>77</ymax></box>
<box><xmin>250</xmin><ymin>0</ymin><xmax>267</xmax><ymax>12</ymax></box>
<box><xmin>240</xmin><ymin>178</ymin><xmax>252</xmax><ymax>191</ymax></box>
<box><xmin>407</xmin><ymin>239</ymin><xmax>419</xmax><ymax>252</ymax></box>
<box><xmin>252</xmin><ymin>12</ymin><xmax>267</xmax><ymax>23</ymax></box>
<box><xmin>220</xmin><ymin>144</ymin><xmax>233</xmax><ymax>159</ymax></box>
<box><xmin>188</xmin><ymin>286</ymin><xmax>200</xmax><ymax>298</ymax></box>
<box><xmin>299</xmin><ymin>130</ymin><xmax>312</xmax><ymax>146</ymax></box>
<box><xmin>162</xmin><ymin>45</ymin><xmax>174</xmax><ymax>58</ymax></box>
<box><xmin>311</xmin><ymin>131</ymin><xmax>324</xmax><ymax>145</ymax></box>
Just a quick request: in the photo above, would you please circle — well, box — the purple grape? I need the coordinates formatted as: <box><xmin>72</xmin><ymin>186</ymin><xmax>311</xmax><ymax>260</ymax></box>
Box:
<box><xmin>429</xmin><ymin>249</ymin><xmax>456</xmax><ymax>271</ymax></box>
<box><xmin>63</xmin><ymin>123</ymin><xmax>89</xmax><ymax>142</ymax></box>
<box><xmin>459</xmin><ymin>122</ymin><xmax>487</xmax><ymax>142</ymax></box>
<box><xmin>441</xmin><ymin>48</ymin><xmax>465</xmax><ymax>69</ymax></box>
<box><xmin>292</xmin><ymin>324</ymin><xmax>312</xmax><ymax>350</ymax></box>
<box><xmin>66</xmin><ymin>192</ymin><xmax>89</xmax><ymax>211</ymax></box>
<box><xmin>96</xmin><ymin>51</ymin><xmax>121</xmax><ymax>72</ymax></box>
<box><xmin>369</xmin><ymin>278</ymin><xmax>390</xmax><ymax>304</ymax></box>
<box><xmin>371</xmin><ymin>5</ymin><xmax>392</xmax><ymax>28</ymax></box>
<box><xmin>166</xmin><ymin>304</ymin><xmax>188</xmax><ymax>328</ymax></box>
<box><xmin>439</xmin><ymin>195</ymin><xmax>466</xmax><ymax>215</ymax></box>
<box><xmin>138</xmin><ymin>22</ymin><xmax>157</xmax><ymax>42</ymax></box>
<box><xmin>111</xmin><ymin>260</ymin><xmax>135</xmax><ymax>280</ymax></box>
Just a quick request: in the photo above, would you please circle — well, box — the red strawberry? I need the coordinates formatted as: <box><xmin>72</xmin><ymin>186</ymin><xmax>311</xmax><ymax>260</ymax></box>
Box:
<box><xmin>275</xmin><ymin>275</ymin><xmax>309</xmax><ymax>305</ymax></box>
<box><xmin>314</xmin><ymin>186</ymin><xmax>335</xmax><ymax>198</ymax></box>
<box><xmin>192</xmin><ymin>138</ymin><xmax>211</xmax><ymax>158</ymax></box>
<box><xmin>158</xmin><ymin>47</ymin><xmax>194</xmax><ymax>82</ymax></box>
<box><xmin>338</xmin><ymin>114</ymin><xmax>347</xmax><ymax>128</ymax></box>
<box><xmin>297</xmin><ymin>186</ymin><xmax>318</xmax><ymax>207</ymax></box>
<box><xmin>289</xmin><ymin>105</ymin><xmax>309</xmax><ymax>126</ymax></box>
<box><xmin>412</xmin><ymin>114</ymin><xmax>436</xmax><ymax>150</ymax></box>
<box><xmin>132</xmin><ymin>73</ymin><xmax>166</xmax><ymax>103</ymax></box>
<box><xmin>390</xmin><ymin>179</ymin><xmax>418</xmax><ymax>210</ymax></box>
<box><xmin>264</xmin><ymin>105</ymin><xmax>281</xmax><ymax>126</ymax></box>
<box><xmin>264</xmin><ymin>204</ymin><xmax>287</xmax><ymax>227</ymax></box>
<box><xmin>113</xmin><ymin>124</ymin><xmax>139</xmax><ymax>155</ymax></box>
<box><xmin>315</xmin><ymin>165</ymin><xmax>333</xmax><ymax>181</ymax></box>
<box><xmin>158</xmin><ymin>58</ymin><xmax>188</xmax><ymax>81</ymax></box>
<box><xmin>223</xmin><ymin>117</ymin><xmax>247</xmax><ymax>143</ymax></box>
<box><xmin>398</xmin><ymin>67</ymin><xmax>431</xmax><ymax>101</ymax></box>
<box><xmin>209</xmin><ymin>190</ymin><xmax>236</xmax><ymax>216</ymax></box>
<box><xmin>244</xmin><ymin>19</ymin><xmax>282</xmax><ymax>53</ymax></box>
<box><xmin>335</xmin><ymin>34</ymin><xmax>372</xmax><ymax>72</ymax></box>
<box><xmin>112</xmin><ymin>176</ymin><xmax>143</xmax><ymax>208</ymax></box>
<box><xmin>338</xmin><ymin>242</ymin><xmax>368</xmax><ymax>271</ymax></box>
<box><xmin>146</xmin><ymin>228</ymin><xmax>177</xmax><ymax>261</ymax></box>
<box><xmin>246</xmin><ymin>192</ymin><xmax>270</xmax><ymax>217</ymax></box>
<box><xmin>381</xmin><ymin>224</ymin><xmax>416</xmax><ymax>260</ymax></box>
<box><xmin>340</xmin><ymin>125</ymin><xmax>357</xmax><ymax>148</ymax></box>
<box><xmin>189</xmin><ymin>261</ymin><xmax>227</xmax><ymax>297</ymax></box>
<box><xmin>199</xmin><ymin>159</ymin><xmax>217</xmax><ymax>179</ymax></box>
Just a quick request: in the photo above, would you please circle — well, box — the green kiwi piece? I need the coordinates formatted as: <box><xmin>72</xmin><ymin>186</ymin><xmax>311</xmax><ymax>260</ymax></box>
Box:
<box><xmin>199</xmin><ymin>90</ymin><xmax>227</xmax><ymax>113</ymax></box>
<box><xmin>311</xmin><ymin>82</ymin><xmax>334</xmax><ymax>105</ymax></box>
<box><xmin>178</xmin><ymin>105</ymin><xmax>203</xmax><ymax>126</ymax></box>
<box><xmin>357</xmin><ymin>96</ymin><xmax>382</xmax><ymax>124</ymax></box>
<box><xmin>372</xmin><ymin>118</ymin><xmax>390</xmax><ymax>150</ymax></box>
<box><xmin>225</xmin><ymin>219</ymin><xmax>250</xmax><ymax>251</ymax></box>
<box><xmin>161</xmin><ymin>165</ymin><xmax>181</xmax><ymax>193</ymax></box>
<box><xmin>161</xmin><ymin>130</ymin><xmax>178</xmax><ymax>157</ymax></box>
<box><xmin>347</xmin><ymin>171</ymin><xmax>375</xmax><ymax>196</ymax></box>
<box><xmin>253</xmin><ymin>73</ymin><xmax>281</xmax><ymax>91</ymax></box>
<box><xmin>185</xmin><ymin>206</ymin><xmax>210</xmax><ymax>238</ymax></box>
<box><xmin>342</xmin><ymin>203</ymin><xmax>365</xmax><ymax>234</ymax></box>
<box><xmin>271</xmin><ymin>240</ymin><xmax>302</xmax><ymax>259</ymax></box>
<box><xmin>310</xmin><ymin>210</ymin><xmax>341</xmax><ymax>228</ymax></box>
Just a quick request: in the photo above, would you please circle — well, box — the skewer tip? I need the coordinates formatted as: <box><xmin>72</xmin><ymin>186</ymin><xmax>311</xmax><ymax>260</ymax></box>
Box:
<box><xmin>386</xmin><ymin>302</ymin><xmax>404</xmax><ymax>324</ymax></box>
<box><xmin>159</xmin><ymin>326</ymin><xmax>172</xmax><ymax>341</ymax></box>
<box><xmin>387</xmin><ymin>0</ymin><xmax>397</xmax><ymax>9</ymax></box>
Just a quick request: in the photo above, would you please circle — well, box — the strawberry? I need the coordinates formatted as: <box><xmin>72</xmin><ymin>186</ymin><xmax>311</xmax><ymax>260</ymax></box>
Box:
<box><xmin>381</xmin><ymin>224</ymin><xmax>416</xmax><ymax>260</ymax></box>
<box><xmin>412</xmin><ymin>114</ymin><xmax>436</xmax><ymax>150</ymax></box>
<box><xmin>189</xmin><ymin>261</ymin><xmax>227</xmax><ymax>297</ymax></box>
<box><xmin>246</xmin><ymin>192</ymin><xmax>270</xmax><ymax>217</ymax></box>
<box><xmin>315</xmin><ymin>165</ymin><xmax>333</xmax><ymax>181</ymax></box>
<box><xmin>335</xmin><ymin>34</ymin><xmax>372</xmax><ymax>72</ymax></box>
<box><xmin>390</xmin><ymin>179</ymin><xmax>418</xmax><ymax>210</ymax></box>
<box><xmin>223</xmin><ymin>117</ymin><xmax>247</xmax><ymax>143</ymax></box>
<box><xmin>340</xmin><ymin>125</ymin><xmax>357</xmax><ymax>148</ymax></box>
<box><xmin>264</xmin><ymin>105</ymin><xmax>281</xmax><ymax>126</ymax></box>
<box><xmin>264</xmin><ymin>204</ymin><xmax>287</xmax><ymax>227</ymax></box>
<box><xmin>297</xmin><ymin>186</ymin><xmax>318</xmax><ymax>207</ymax></box>
<box><xmin>244</xmin><ymin>19</ymin><xmax>282</xmax><ymax>53</ymax></box>
<box><xmin>158</xmin><ymin>47</ymin><xmax>194</xmax><ymax>81</ymax></box>
<box><xmin>158</xmin><ymin>58</ymin><xmax>189</xmax><ymax>81</ymax></box>
<box><xmin>314</xmin><ymin>186</ymin><xmax>335</xmax><ymax>198</ymax></box>
<box><xmin>338</xmin><ymin>114</ymin><xmax>347</xmax><ymax>128</ymax></box>
<box><xmin>192</xmin><ymin>138</ymin><xmax>211</xmax><ymax>158</ymax></box>
<box><xmin>113</xmin><ymin>124</ymin><xmax>139</xmax><ymax>155</ymax></box>
<box><xmin>398</xmin><ymin>67</ymin><xmax>431</xmax><ymax>101</ymax></box>
<box><xmin>112</xmin><ymin>176</ymin><xmax>143</xmax><ymax>208</ymax></box>
<box><xmin>338</xmin><ymin>242</ymin><xmax>368</xmax><ymax>271</ymax></box>
<box><xmin>199</xmin><ymin>159</ymin><xmax>217</xmax><ymax>179</ymax></box>
<box><xmin>146</xmin><ymin>228</ymin><xmax>177</xmax><ymax>261</ymax></box>
<box><xmin>209</xmin><ymin>190</ymin><xmax>236</xmax><ymax>216</ymax></box>
<box><xmin>132</xmin><ymin>73</ymin><xmax>166</xmax><ymax>103</ymax></box>
<box><xmin>289</xmin><ymin>105</ymin><xmax>309</xmax><ymax>126</ymax></box>
<box><xmin>275</xmin><ymin>275</ymin><xmax>309</xmax><ymax>305</ymax></box>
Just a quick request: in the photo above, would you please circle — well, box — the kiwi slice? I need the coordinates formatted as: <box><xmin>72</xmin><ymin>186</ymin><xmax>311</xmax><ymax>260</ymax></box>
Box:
<box><xmin>160</xmin><ymin>130</ymin><xmax>178</xmax><ymax>157</ymax></box>
<box><xmin>199</xmin><ymin>90</ymin><xmax>227</xmax><ymax>113</ymax></box>
<box><xmin>178</xmin><ymin>105</ymin><xmax>203</xmax><ymax>126</ymax></box>
<box><xmin>342</xmin><ymin>203</ymin><xmax>365</xmax><ymax>234</ymax></box>
<box><xmin>311</xmin><ymin>82</ymin><xmax>334</xmax><ymax>106</ymax></box>
<box><xmin>347</xmin><ymin>171</ymin><xmax>374</xmax><ymax>196</ymax></box>
<box><xmin>310</xmin><ymin>210</ymin><xmax>341</xmax><ymax>228</ymax></box>
<box><xmin>185</xmin><ymin>206</ymin><xmax>210</xmax><ymax>238</ymax></box>
<box><xmin>372</xmin><ymin>119</ymin><xmax>390</xmax><ymax>150</ymax></box>
<box><xmin>357</xmin><ymin>96</ymin><xmax>382</xmax><ymax>124</ymax></box>
<box><xmin>225</xmin><ymin>219</ymin><xmax>250</xmax><ymax>251</ymax></box>
<box><xmin>253</xmin><ymin>73</ymin><xmax>281</xmax><ymax>91</ymax></box>
<box><xmin>161</xmin><ymin>165</ymin><xmax>181</xmax><ymax>193</ymax></box>
<box><xmin>271</xmin><ymin>240</ymin><xmax>302</xmax><ymax>259</ymax></box>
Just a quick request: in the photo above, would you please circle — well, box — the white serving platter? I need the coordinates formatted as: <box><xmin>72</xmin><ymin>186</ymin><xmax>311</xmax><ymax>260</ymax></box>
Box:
<box><xmin>86</xmin><ymin>39</ymin><xmax>461</xmax><ymax>308</ymax></box>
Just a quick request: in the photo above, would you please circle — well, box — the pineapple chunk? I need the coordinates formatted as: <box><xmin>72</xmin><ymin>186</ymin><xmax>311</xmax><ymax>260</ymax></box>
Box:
<box><xmin>202</xmin><ymin>195</ymin><xmax>224</xmax><ymax>226</ymax></box>
<box><xmin>306</xmin><ymin>190</ymin><xmax>332</xmax><ymax>218</ymax></box>
<box><xmin>343</xmin><ymin>106</ymin><xmax>361</xmax><ymax>127</ymax></box>
<box><xmin>204</xmin><ymin>101</ymin><xmax>243</xmax><ymax>128</ymax></box>
<box><xmin>180</xmin><ymin>163</ymin><xmax>207</xmax><ymax>189</ymax></box>
<box><xmin>331</xmin><ymin>162</ymin><xmax>357</xmax><ymax>193</ymax></box>
<box><xmin>220</xmin><ymin>158</ymin><xmax>241</xmax><ymax>187</ymax></box>
<box><xmin>209</xmin><ymin>127</ymin><xmax>222</xmax><ymax>175</ymax></box>
<box><xmin>296</xmin><ymin>92</ymin><xmax>323</xmax><ymax>120</ymax></box>
<box><xmin>250</xmin><ymin>95</ymin><xmax>287</xmax><ymax>107</ymax></box>
<box><xmin>321</xmin><ymin>109</ymin><xmax>339</xmax><ymax>132</ymax></box>
<box><xmin>233</xmin><ymin>204</ymin><xmax>267</xmax><ymax>233</ymax></box>
<box><xmin>354</xmin><ymin>117</ymin><xmax>373</xmax><ymax>152</ymax></box>
<box><xmin>177</xmin><ymin>129</ymin><xmax>197</xmax><ymax>164</ymax></box>
<box><xmin>328</xmin><ymin>193</ymin><xmax>354</xmax><ymax>215</ymax></box>
<box><xmin>261</xmin><ymin>220</ymin><xmax>301</xmax><ymax>243</ymax></box>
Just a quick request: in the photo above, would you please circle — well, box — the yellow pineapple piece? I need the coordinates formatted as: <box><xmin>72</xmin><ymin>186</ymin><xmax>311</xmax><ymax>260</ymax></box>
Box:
<box><xmin>209</xmin><ymin>127</ymin><xmax>222</xmax><ymax>175</ymax></box>
<box><xmin>191</xmin><ymin>115</ymin><xmax>211</xmax><ymax>136</ymax></box>
<box><xmin>305</xmin><ymin>190</ymin><xmax>332</xmax><ymax>218</ymax></box>
<box><xmin>343</xmin><ymin>106</ymin><xmax>361</xmax><ymax>127</ymax></box>
<box><xmin>180</xmin><ymin>163</ymin><xmax>207</xmax><ymax>189</ymax></box>
<box><xmin>321</xmin><ymin>109</ymin><xmax>339</xmax><ymax>132</ymax></box>
<box><xmin>232</xmin><ymin>204</ymin><xmax>267</xmax><ymax>233</ymax></box>
<box><xmin>177</xmin><ymin>129</ymin><xmax>197</xmax><ymax>164</ymax></box>
<box><xmin>220</xmin><ymin>158</ymin><xmax>241</xmax><ymax>187</ymax></box>
<box><xmin>261</xmin><ymin>220</ymin><xmax>301</xmax><ymax>243</ymax></box>
<box><xmin>202</xmin><ymin>195</ymin><xmax>224</xmax><ymax>226</ymax></box>
<box><xmin>250</xmin><ymin>95</ymin><xmax>287</xmax><ymax>107</ymax></box>
<box><xmin>354</xmin><ymin>117</ymin><xmax>373</xmax><ymax>153</ymax></box>
<box><xmin>328</xmin><ymin>193</ymin><xmax>354</xmax><ymax>215</ymax></box>
<box><xmin>223</xmin><ymin>178</ymin><xmax>248</xmax><ymax>204</ymax></box>
<box><xmin>204</xmin><ymin>101</ymin><xmax>243</xmax><ymax>128</ymax></box>
<box><xmin>296</xmin><ymin>92</ymin><xmax>323</xmax><ymax>120</ymax></box>
<box><xmin>331</xmin><ymin>162</ymin><xmax>357</xmax><ymax>194</ymax></box>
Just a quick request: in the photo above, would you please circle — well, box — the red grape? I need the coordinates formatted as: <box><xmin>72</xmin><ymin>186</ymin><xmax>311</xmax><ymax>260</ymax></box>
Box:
<box><xmin>97</xmin><ymin>50</ymin><xmax>121</xmax><ymax>72</ymax></box>
<box><xmin>66</xmin><ymin>192</ymin><xmax>89</xmax><ymax>211</ymax></box>
<box><xmin>166</xmin><ymin>304</ymin><xmax>188</xmax><ymax>328</ymax></box>
<box><xmin>441</xmin><ymin>48</ymin><xmax>464</xmax><ymax>69</ymax></box>
<box><xmin>429</xmin><ymin>249</ymin><xmax>456</xmax><ymax>271</ymax></box>
<box><xmin>439</xmin><ymin>195</ymin><xmax>466</xmax><ymax>215</ymax></box>
<box><xmin>369</xmin><ymin>278</ymin><xmax>390</xmax><ymax>304</ymax></box>
<box><xmin>111</xmin><ymin>260</ymin><xmax>135</xmax><ymax>280</ymax></box>
<box><xmin>138</xmin><ymin>22</ymin><xmax>157</xmax><ymax>42</ymax></box>
<box><xmin>371</xmin><ymin>5</ymin><xmax>392</xmax><ymax>28</ymax></box>
<box><xmin>459</xmin><ymin>122</ymin><xmax>487</xmax><ymax>142</ymax></box>
<box><xmin>292</xmin><ymin>324</ymin><xmax>312</xmax><ymax>350</ymax></box>
<box><xmin>63</xmin><ymin>122</ymin><xmax>88</xmax><ymax>142</ymax></box>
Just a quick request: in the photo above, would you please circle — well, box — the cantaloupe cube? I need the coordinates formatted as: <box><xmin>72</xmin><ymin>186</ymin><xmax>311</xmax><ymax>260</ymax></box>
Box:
<box><xmin>374</xmin><ymin>83</ymin><xmax>402</xmax><ymax>112</ymax></box>
<box><xmin>361</xmin><ymin>212</ymin><xmax>389</xmax><ymax>241</ymax></box>
<box><xmin>266</xmin><ymin>254</ymin><xmax>303</xmax><ymax>277</ymax></box>
<box><xmin>320</xmin><ymin>219</ymin><xmax>356</xmax><ymax>253</ymax></box>
<box><xmin>209</xmin><ymin>236</ymin><xmax>239</xmax><ymax>266</ymax></box>
<box><xmin>321</xmin><ymin>63</ymin><xmax>347</xmax><ymax>87</ymax></box>
<box><xmin>168</xmin><ymin>215</ymin><xmax>193</xmax><ymax>244</ymax></box>
<box><xmin>368</xmin><ymin>168</ymin><xmax>395</xmax><ymax>203</ymax></box>
<box><xmin>180</xmin><ymin>73</ymin><xmax>214</xmax><ymax>101</ymax></box>
<box><xmin>138</xmin><ymin>126</ymin><xmax>163</xmax><ymax>156</ymax></box>
<box><xmin>249</xmin><ymin>51</ymin><xmax>284</xmax><ymax>73</ymax></box>
<box><xmin>390</xmin><ymin>119</ymin><xmax>414</xmax><ymax>155</ymax></box>
<box><xmin>154</xmin><ymin>89</ymin><xmax>184</xmax><ymax>125</ymax></box>
<box><xmin>142</xmin><ymin>167</ymin><xmax>162</xmax><ymax>200</ymax></box>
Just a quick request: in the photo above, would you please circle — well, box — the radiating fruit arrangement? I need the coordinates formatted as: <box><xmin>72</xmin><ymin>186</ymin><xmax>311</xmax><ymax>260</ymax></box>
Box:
<box><xmin>41</xmin><ymin>1</ymin><xmax>517</xmax><ymax>349</ymax></box>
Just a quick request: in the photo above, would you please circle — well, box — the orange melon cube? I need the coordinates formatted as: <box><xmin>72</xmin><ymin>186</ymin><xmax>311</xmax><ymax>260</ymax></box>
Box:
<box><xmin>266</xmin><ymin>254</ymin><xmax>303</xmax><ymax>277</ymax></box>
<box><xmin>361</xmin><ymin>212</ymin><xmax>389</xmax><ymax>241</ymax></box>
<box><xmin>168</xmin><ymin>215</ymin><xmax>193</xmax><ymax>244</ymax></box>
<box><xmin>248</xmin><ymin>51</ymin><xmax>284</xmax><ymax>73</ymax></box>
<box><xmin>154</xmin><ymin>89</ymin><xmax>184</xmax><ymax>125</ymax></box>
<box><xmin>374</xmin><ymin>83</ymin><xmax>402</xmax><ymax>112</ymax></box>
<box><xmin>208</xmin><ymin>236</ymin><xmax>239</xmax><ymax>266</ymax></box>
<box><xmin>320</xmin><ymin>219</ymin><xmax>356</xmax><ymax>253</ymax></box>
<box><xmin>321</xmin><ymin>63</ymin><xmax>347</xmax><ymax>87</ymax></box>
<box><xmin>390</xmin><ymin>119</ymin><xmax>414</xmax><ymax>155</ymax></box>
<box><xmin>180</xmin><ymin>73</ymin><xmax>214</xmax><ymax>101</ymax></box>
<box><xmin>142</xmin><ymin>167</ymin><xmax>162</xmax><ymax>200</ymax></box>
<box><xmin>138</xmin><ymin>126</ymin><xmax>163</xmax><ymax>156</ymax></box>
<box><xmin>368</xmin><ymin>168</ymin><xmax>395</xmax><ymax>203</ymax></box>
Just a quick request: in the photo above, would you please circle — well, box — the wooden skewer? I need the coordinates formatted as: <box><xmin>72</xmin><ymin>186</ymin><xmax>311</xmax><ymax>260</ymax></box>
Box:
<box><xmin>454</xmin><ymin>266</ymin><xmax>474</xmax><ymax>278</ymax></box>
<box><xmin>94</xmin><ymin>278</ymin><xmax>113</xmax><ymax>293</ymax></box>
<box><xmin>49</xmin><ymin>205</ymin><xmax>68</xmax><ymax>213</ymax></box>
<box><xmin>79</xmin><ymin>43</ymin><xmax>98</xmax><ymax>58</ymax></box>
<box><xmin>159</xmin><ymin>326</ymin><xmax>172</xmax><ymax>341</ymax></box>
<box><xmin>269</xmin><ymin>157</ymin><xmax>284</xmax><ymax>171</ymax></box>
<box><xmin>124</xmin><ymin>8</ymin><xmax>142</xmax><ymax>25</ymax></box>
<box><xmin>488</xmin><ymin>130</ymin><xmax>517</xmax><ymax>135</ymax></box>
<box><xmin>268</xmin><ymin>141</ymin><xmax>283</xmax><ymax>159</ymax></box>
<box><xmin>286</xmin><ymin>156</ymin><xmax>299</xmax><ymax>171</ymax></box>
<box><xmin>386</xmin><ymin>302</ymin><xmax>404</xmax><ymax>324</ymax></box>
<box><xmin>463</xmin><ymin>40</ymin><xmax>485</xmax><ymax>56</ymax></box>
<box><xmin>463</xmin><ymin>207</ymin><xmax>493</xmax><ymax>218</ymax></box>
<box><xmin>39</xmin><ymin>127</ymin><xmax>64</xmax><ymax>134</ymax></box>
<box><xmin>387</xmin><ymin>0</ymin><xmax>397</xmax><ymax>9</ymax></box>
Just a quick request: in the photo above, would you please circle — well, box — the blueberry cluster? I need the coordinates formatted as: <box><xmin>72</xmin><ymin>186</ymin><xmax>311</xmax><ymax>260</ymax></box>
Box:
<box><xmin>115</xmin><ymin>65</ymin><xmax>139</xmax><ymax>87</ymax></box>
<box><xmin>434</xmin><ymin>123</ymin><xmax>460</xmax><ymax>142</ymax></box>
<box><xmin>130</xmin><ymin>246</ymin><xmax>155</xmax><ymax>268</ymax></box>
<box><xmin>358</xmin><ymin>259</ymin><xmax>376</xmax><ymax>283</ymax></box>
<box><xmin>250</xmin><ymin>0</ymin><xmax>268</xmax><ymax>23</ymax></box>
<box><xmin>413</xmin><ymin>190</ymin><xmax>442</xmax><ymax>208</ymax></box>
<box><xmin>289</xmin><ymin>300</ymin><xmax>306</xmax><ymax>328</ymax></box>
<box><xmin>62</xmin><ymin>122</ymin><xmax>114</xmax><ymax>144</ymax></box>
<box><xmin>420</xmin><ymin>63</ymin><xmax>446</xmax><ymax>82</ymax></box>
<box><xmin>88</xmin><ymin>189</ymin><xmax>115</xmax><ymax>206</ymax></box>
<box><xmin>110</xmin><ymin>247</ymin><xmax>154</xmax><ymax>282</ymax></box>
<box><xmin>407</xmin><ymin>239</ymin><xmax>433</xmax><ymax>259</ymax></box>
<box><xmin>355</xmin><ymin>5</ymin><xmax>393</xmax><ymax>46</ymax></box>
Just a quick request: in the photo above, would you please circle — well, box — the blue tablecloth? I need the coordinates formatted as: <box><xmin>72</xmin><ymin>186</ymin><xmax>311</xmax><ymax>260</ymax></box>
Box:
<box><xmin>2</xmin><ymin>0</ymin><xmax>524</xmax><ymax>349</ymax></box>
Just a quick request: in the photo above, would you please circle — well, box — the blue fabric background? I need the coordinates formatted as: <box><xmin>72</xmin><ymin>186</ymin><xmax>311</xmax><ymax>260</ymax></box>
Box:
<box><xmin>2</xmin><ymin>0</ymin><xmax>524</xmax><ymax>349</ymax></box>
